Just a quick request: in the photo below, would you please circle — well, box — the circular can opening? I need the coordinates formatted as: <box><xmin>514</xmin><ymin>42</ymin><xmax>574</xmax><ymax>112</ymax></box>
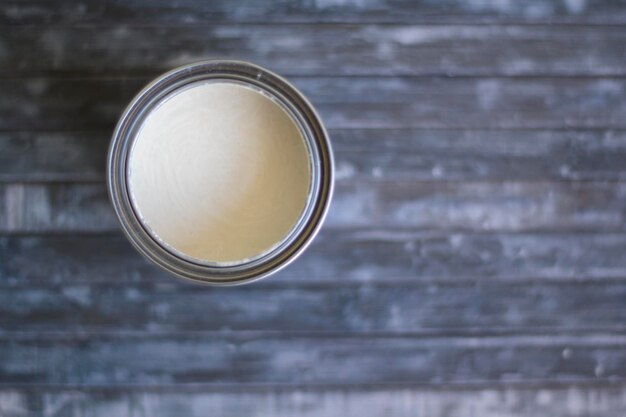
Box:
<box><xmin>127</xmin><ymin>80</ymin><xmax>312</xmax><ymax>266</ymax></box>
<box><xmin>107</xmin><ymin>60</ymin><xmax>333</xmax><ymax>285</ymax></box>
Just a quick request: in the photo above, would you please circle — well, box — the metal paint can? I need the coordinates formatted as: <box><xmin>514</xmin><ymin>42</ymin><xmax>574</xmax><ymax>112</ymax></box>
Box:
<box><xmin>107</xmin><ymin>60</ymin><xmax>333</xmax><ymax>286</ymax></box>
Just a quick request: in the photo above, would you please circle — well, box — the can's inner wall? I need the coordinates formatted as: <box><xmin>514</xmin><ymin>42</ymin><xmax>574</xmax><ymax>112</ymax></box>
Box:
<box><xmin>126</xmin><ymin>80</ymin><xmax>313</xmax><ymax>265</ymax></box>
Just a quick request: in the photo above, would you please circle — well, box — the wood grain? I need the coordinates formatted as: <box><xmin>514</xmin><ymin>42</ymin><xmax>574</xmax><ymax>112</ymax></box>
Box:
<box><xmin>1</xmin><ymin>333</ymin><xmax>624</xmax><ymax>385</ymax></box>
<box><xmin>3</xmin><ymin>0</ymin><xmax>626</xmax><ymax>24</ymax></box>
<box><xmin>3</xmin><ymin>130</ymin><xmax>626</xmax><ymax>182</ymax></box>
<box><xmin>3</xmin><ymin>77</ymin><xmax>625</xmax><ymax>130</ymax></box>
<box><xmin>0</xmin><ymin>184</ymin><xmax>115</xmax><ymax>233</ymax></box>
<box><xmin>3</xmin><ymin>0</ymin><xmax>626</xmax><ymax>410</ymax></box>
<box><xmin>2</xmin><ymin>232</ymin><xmax>626</xmax><ymax>285</ymax></box>
<box><xmin>2</xmin><ymin>385</ymin><xmax>626</xmax><ymax>417</ymax></box>
<box><xmin>1</xmin><ymin>280</ymin><xmax>626</xmax><ymax>334</ymax></box>
<box><xmin>2</xmin><ymin>181</ymin><xmax>626</xmax><ymax>233</ymax></box>
<box><xmin>2</xmin><ymin>25</ymin><xmax>626</xmax><ymax>77</ymax></box>
<box><xmin>0</xmin><ymin>132</ymin><xmax>108</xmax><ymax>182</ymax></box>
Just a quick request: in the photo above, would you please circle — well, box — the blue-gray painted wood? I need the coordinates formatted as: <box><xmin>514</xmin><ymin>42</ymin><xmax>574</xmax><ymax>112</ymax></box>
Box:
<box><xmin>2</xmin><ymin>25</ymin><xmax>626</xmax><ymax>77</ymax></box>
<box><xmin>3</xmin><ymin>0</ymin><xmax>626</xmax><ymax>24</ymax></box>
<box><xmin>1</xmin><ymin>385</ymin><xmax>625</xmax><ymax>417</ymax></box>
<box><xmin>1</xmin><ymin>281</ymin><xmax>626</xmax><ymax>334</ymax></box>
<box><xmin>1</xmin><ymin>333</ymin><xmax>625</xmax><ymax>385</ymax></box>
<box><xmin>2</xmin><ymin>0</ymin><xmax>626</xmax><ymax>414</ymax></box>
<box><xmin>2</xmin><ymin>233</ymin><xmax>626</xmax><ymax>285</ymax></box>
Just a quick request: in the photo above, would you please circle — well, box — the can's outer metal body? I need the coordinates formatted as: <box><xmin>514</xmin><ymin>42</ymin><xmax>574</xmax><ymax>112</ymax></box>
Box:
<box><xmin>107</xmin><ymin>60</ymin><xmax>334</xmax><ymax>286</ymax></box>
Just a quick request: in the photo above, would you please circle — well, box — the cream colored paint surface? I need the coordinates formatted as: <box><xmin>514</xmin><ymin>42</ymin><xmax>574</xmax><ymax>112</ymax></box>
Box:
<box><xmin>127</xmin><ymin>81</ymin><xmax>311</xmax><ymax>264</ymax></box>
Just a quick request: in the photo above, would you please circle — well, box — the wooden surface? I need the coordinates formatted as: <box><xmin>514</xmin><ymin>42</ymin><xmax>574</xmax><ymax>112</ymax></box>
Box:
<box><xmin>1</xmin><ymin>0</ymin><xmax>626</xmax><ymax>416</ymax></box>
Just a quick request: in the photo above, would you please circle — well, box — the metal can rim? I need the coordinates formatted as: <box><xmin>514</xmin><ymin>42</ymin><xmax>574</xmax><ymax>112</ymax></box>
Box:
<box><xmin>107</xmin><ymin>60</ymin><xmax>334</xmax><ymax>286</ymax></box>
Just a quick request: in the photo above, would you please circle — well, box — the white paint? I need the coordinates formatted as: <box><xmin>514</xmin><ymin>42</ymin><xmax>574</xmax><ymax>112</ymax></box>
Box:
<box><xmin>128</xmin><ymin>81</ymin><xmax>311</xmax><ymax>264</ymax></box>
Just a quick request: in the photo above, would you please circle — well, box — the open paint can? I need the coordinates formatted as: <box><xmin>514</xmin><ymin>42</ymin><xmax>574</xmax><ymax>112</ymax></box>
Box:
<box><xmin>107</xmin><ymin>60</ymin><xmax>333</xmax><ymax>285</ymax></box>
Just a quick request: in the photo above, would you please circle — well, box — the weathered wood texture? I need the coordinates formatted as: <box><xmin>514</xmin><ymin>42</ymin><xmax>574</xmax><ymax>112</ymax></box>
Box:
<box><xmin>2</xmin><ymin>385</ymin><xmax>626</xmax><ymax>417</ymax></box>
<box><xmin>3</xmin><ymin>0</ymin><xmax>626</xmax><ymax>24</ymax></box>
<box><xmin>1</xmin><ymin>333</ymin><xmax>625</xmax><ymax>385</ymax></box>
<box><xmin>2</xmin><ymin>25</ymin><xmax>626</xmax><ymax>77</ymax></box>
<box><xmin>1</xmin><ymin>280</ymin><xmax>626</xmax><ymax>334</ymax></box>
<box><xmin>2</xmin><ymin>0</ymin><xmax>626</xmax><ymax>415</ymax></box>
<box><xmin>2</xmin><ymin>233</ymin><xmax>626</xmax><ymax>285</ymax></box>
<box><xmin>3</xmin><ymin>384</ymin><xmax>626</xmax><ymax>417</ymax></box>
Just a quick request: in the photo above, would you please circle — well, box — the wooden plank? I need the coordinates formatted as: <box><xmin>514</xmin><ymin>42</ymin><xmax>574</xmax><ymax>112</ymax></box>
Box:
<box><xmin>332</xmin><ymin>129</ymin><xmax>626</xmax><ymax>181</ymax></box>
<box><xmin>3</xmin><ymin>0</ymin><xmax>626</xmax><ymax>24</ymax></box>
<box><xmin>331</xmin><ymin>181</ymin><xmax>626</xmax><ymax>232</ymax></box>
<box><xmin>0</xmin><ymin>333</ymin><xmax>625</xmax><ymax>385</ymax></box>
<box><xmin>2</xmin><ymin>385</ymin><xmax>626</xmax><ymax>417</ymax></box>
<box><xmin>2</xmin><ymin>232</ymin><xmax>626</xmax><ymax>285</ymax></box>
<box><xmin>1</xmin><ymin>280</ymin><xmax>626</xmax><ymax>334</ymax></box>
<box><xmin>3</xmin><ymin>77</ymin><xmax>626</xmax><ymax>130</ymax></box>
<box><xmin>2</xmin><ymin>25</ymin><xmax>626</xmax><ymax>77</ymax></box>
<box><xmin>2</xmin><ymin>181</ymin><xmax>626</xmax><ymax>233</ymax></box>
<box><xmin>0</xmin><ymin>77</ymin><xmax>143</xmax><ymax>131</ymax></box>
<box><xmin>0</xmin><ymin>131</ymin><xmax>108</xmax><ymax>182</ymax></box>
<box><xmin>3</xmin><ymin>130</ymin><xmax>626</xmax><ymax>182</ymax></box>
<box><xmin>0</xmin><ymin>0</ymin><xmax>102</xmax><ymax>25</ymax></box>
<box><xmin>0</xmin><ymin>184</ymin><xmax>115</xmax><ymax>233</ymax></box>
